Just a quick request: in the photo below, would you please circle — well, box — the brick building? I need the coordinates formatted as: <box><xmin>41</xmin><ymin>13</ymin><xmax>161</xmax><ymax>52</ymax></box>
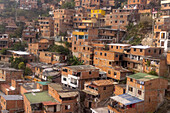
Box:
<box><xmin>105</xmin><ymin>9</ymin><xmax>139</xmax><ymax>31</ymax></box>
<box><xmin>53</xmin><ymin>9</ymin><xmax>75</xmax><ymax>36</ymax></box>
<box><xmin>0</xmin><ymin>68</ymin><xmax>23</xmax><ymax>85</ymax></box>
<box><xmin>9</xmin><ymin>50</ymin><xmax>35</xmax><ymax>63</ymax></box>
<box><xmin>0</xmin><ymin>34</ymin><xmax>10</xmax><ymax>50</ymax></box>
<box><xmin>82</xmin><ymin>79</ymin><xmax>114</xmax><ymax>109</ymax></box>
<box><xmin>36</xmin><ymin>81</ymin><xmax>50</xmax><ymax>91</ymax></box>
<box><xmin>38</xmin><ymin>17</ymin><xmax>54</xmax><ymax>38</ymax></box>
<box><xmin>20</xmin><ymin>82</ymin><xmax>40</xmax><ymax>95</ymax></box>
<box><xmin>108</xmin><ymin>73</ymin><xmax>168</xmax><ymax>113</ymax></box>
<box><xmin>61</xmin><ymin>65</ymin><xmax>99</xmax><ymax>89</ymax></box>
<box><xmin>28</xmin><ymin>38</ymin><xmax>54</xmax><ymax>55</ymax></box>
<box><xmin>127</xmin><ymin>0</ymin><xmax>147</xmax><ymax>9</ymax></box>
<box><xmin>114</xmin><ymin>84</ymin><xmax>126</xmax><ymax>96</ymax></box>
<box><xmin>24</xmin><ymin>91</ymin><xmax>59</xmax><ymax>113</ymax></box>
<box><xmin>1</xmin><ymin>95</ymin><xmax>24</xmax><ymax>113</ymax></box>
<box><xmin>161</xmin><ymin>0</ymin><xmax>170</xmax><ymax>16</ymax></box>
<box><xmin>22</xmin><ymin>26</ymin><xmax>37</xmax><ymax>43</ymax></box>
<box><xmin>48</xmin><ymin>83</ymin><xmax>79</xmax><ymax>113</ymax></box>
<box><xmin>19</xmin><ymin>0</ymin><xmax>38</xmax><ymax>10</ymax></box>
<box><xmin>39</xmin><ymin>51</ymin><xmax>66</xmax><ymax>64</ymax></box>
<box><xmin>153</xmin><ymin>16</ymin><xmax>170</xmax><ymax>52</ymax></box>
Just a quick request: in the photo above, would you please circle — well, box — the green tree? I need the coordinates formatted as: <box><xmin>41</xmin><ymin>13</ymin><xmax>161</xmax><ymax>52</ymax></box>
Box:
<box><xmin>67</xmin><ymin>56</ymin><xmax>83</xmax><ymax>66</ymax></box>
<box><xmin>12</xmin><ymin>42</ymin><xmax>26</xmax><ymax>51</ymax></box>
<box><xmin>61</xmin><ymin>1</ymin><xmax>75</xmax><ymax>9</ymax></box>
<box><xmin>11</xmin><ymin>57</ymin><xmax>26</xmax><ymax>69</ymax></box>
<box><xmin>0</xmin><ymin>48</ymin><xmax>8</xmax><ymax>55</ymax></box>
<box><xmin>18</xmin><ymin>62</ymin><xmax>25</xmax><ymax>69</ymax></box>
<box><xmin>24</xmin><ymin>67</ymin><xmax>33</xmax><ymax>76</ymax></box>
<box><xmin>48</xmin><ymin>45</ymin><xmax>70</xmax><ymax>55</ymax></box>
<box><xmin>148</xmin><ymin>71</ymin><xmax>158</xmax><ymax>76</ymax></box>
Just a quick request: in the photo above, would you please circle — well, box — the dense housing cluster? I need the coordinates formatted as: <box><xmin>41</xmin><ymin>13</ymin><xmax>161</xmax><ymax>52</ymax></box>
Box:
<box><xmin>0</xmin><ymin>0</ymin><xmax>169</xmax><ymax>113</ymax></box>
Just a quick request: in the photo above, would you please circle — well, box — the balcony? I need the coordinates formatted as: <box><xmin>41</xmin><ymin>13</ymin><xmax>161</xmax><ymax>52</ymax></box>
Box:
<box><xmin>108</xmin><ymin>104</ymin><xmax>126</xmax><ymax>113</ymax></box>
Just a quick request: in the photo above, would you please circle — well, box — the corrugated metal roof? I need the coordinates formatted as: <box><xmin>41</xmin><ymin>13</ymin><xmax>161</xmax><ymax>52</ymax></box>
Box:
<box><xmin>110</xmin><ymin>93</ymin><xmax>143</xmax><ymax>105</ymax></box>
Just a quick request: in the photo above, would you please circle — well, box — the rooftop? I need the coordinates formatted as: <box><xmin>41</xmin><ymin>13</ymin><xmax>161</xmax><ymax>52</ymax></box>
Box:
<box><xmin>110</xmin><ymin>93</ymin><xmax>143</xmax><ymax>105</ymax></box>
<box><xmin>66</xmin><ymin>65</ymin><xmax>98</xmax><ymax>71</ymax></box>
<box><xmin>37</xmin><ymin>81</ymin><xmax>51</xmax><ymax>85</ymax></box>
<box><xmin>92</xmin><ymin>79</ymin><xmax>115</xmax><ymax>86</ymax></box>
<box><xmin>8</xmin><ymin>50</ymin><xmax>30</xmax><ymax>55</ymax></box>
<box><xmin>24</xmin><ymin>91</ymin><xmax>57</xmax><ymax>104</ymax></box>
<box><xmin>1</xmin><ymin>95</ymin><xmax>23</xmax><ymax>100</ymax></box>
<box><xmin>22</xmin><ymin>83</ymin><xmax>37</xmax><ymax>90</ymax></box>
<box><xmin>107</xmin><ymin>43</ymin><xmax>131</xmax><ymax>46</ymax></box>
<box><xmin>91</xmin><ymin>107</ymin><xmax>108</xmax><ymax>113</ymax></box>
<box><xmin>128</xmin><ymin>73</ymin><xmax>159</xmax><ymax>81</ymax></box>
<box><xmin>27</xmin><ymin>62</ymin><xmax>53</xmax><ymax>68</ymax></box>
<box><xmin>49</xmin><ymin>83</ymin><xmax>78</xmax><ymax>98</ymax></box>
<box><xmin>0</xmin><ymin>67</ymin><xmax>23</xmax><ymax>72</ymax></box>
<box><xmin>130</xmin><ymin>45</ymin><xmax>150</xmax><ymax>49</ymax></box>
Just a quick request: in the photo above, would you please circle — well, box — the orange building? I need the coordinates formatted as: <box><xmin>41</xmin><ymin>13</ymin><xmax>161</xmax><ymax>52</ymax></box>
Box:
<box><xmin>28</xmin><ymin>38</ymin><xmax>54</xmax><ymax>55</ymax></box>
<box><xmin>39</xmin><ymin>51</ymin><xmax>66</xmax><ymax>64</ymax></box>
<box><xmin>82</xmin><ymin>79</ymin><xmax>115</xmax><ymax>109</ymax></box>
<box><xmin>114</xmin><ymin>84</ymin><xmax>126</xmax><ymax>96</ymax></box>
<box><xmin>105</xmin><ymin>9</ymin><xmax>139</xmax><ymax>31</ymax></box>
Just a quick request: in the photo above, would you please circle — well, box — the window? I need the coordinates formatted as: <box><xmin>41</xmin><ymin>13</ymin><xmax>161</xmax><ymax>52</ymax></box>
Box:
<box><xmin>65</xmin><ymin>105</ymin><xmax>70</xmax><ymax>110</ymax></box>
<box><xmin>134</xmin><ymin>48</ymin><xmax>136</xmax><ymax>51</ymax></box>
<box><xmin>148</xmin><ymin>49</ymin><xmax>151</xmax><ymax>53</ymax></box>
<box><xmin>108</xmin><ymin>70</ymin><xmax>111</xmax><ymax>74</ymax></box>
<box><xmin>154</xmin><ymin>49</ymin><xmax>156</xmax><ymax>53</ymax></box>
<box><xmin>109</xmin><ymin>61</ymin><xmax>112</xmax><ymax>65</ymax></box>
<box><xmin>63</xmin><ymin>78</ymin><xmax>66</xmax><ymax>81</ymax></box>
<box><xmin>104</xmin><ymin>53</ymin><xmax>107</xmax><ymax>56</ymax></box>
<box><xmin>130</xmin><ymin>78</ymin><xmax>133</xmax><ymax>82</ymax></box>
<box><xmin>125</xmin><ymin>54</ymin><xmax>128</xmax><ymax>57</ymax></box>
<box><xmin>116</xmin><ymin>46</ymin><xmax>118</xmax><ymax>49</ymax></box>
<box><xmin>83</xmin><ymin>47</ymin><xmax>85</xmax><ymax>50</ymax></box>
<box><xmin>128</xmin><ymin>87</ymin><xmax>133</xmax><ymax>92</ymax></box>
<box><xmin>140</xmin><ymin>49</ymin><xmax>143</xmax><ymax>52</ymax></box>
<box><xmin>74</xmin><ymin>47</ymin><xmax>76</xmax><ymax>50</ymax></box>
<box><xmin>103</xmin><ymin>87</ymin><xmax>106</xmax><ymax>90</ymax></box>
<box><xmin>138</xmin><ymin>90</ymin><xmax>142</xmax><ymax>95</ymax></box>
<box><xmin>89</xmin><ymin>71</ymin><xmax>92</xmax><ymax>75</ymax></box>
<box><xmin>114</xmin><ymin>72</ymin><xmax>117</xmax><ymax>76</ymax></box>
<box><xmin>100</xmin><ymin>52</ymin><xmax>102</xmax><ymax>56</ymax></box>
<box><xmin>115</xmin><ymin>54</ymin><xmax>118</xmax><ymax>57</ymax></box>
<box><xmin>63</xmin><ymin>69</ymin><xmax>68</xmax><ymax>72</ymax></box>
<box><xmin>111</xmin><ymin>46</ymin><xmax>113</xmax><ymax>48</ymax></box>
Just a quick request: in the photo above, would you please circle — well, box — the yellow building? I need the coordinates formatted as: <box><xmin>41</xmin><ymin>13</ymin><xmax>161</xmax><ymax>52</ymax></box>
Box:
<box><xmin>91</xmin><ymin>9</ymin><xmax>106</xmax><ymax>18</ymax></box>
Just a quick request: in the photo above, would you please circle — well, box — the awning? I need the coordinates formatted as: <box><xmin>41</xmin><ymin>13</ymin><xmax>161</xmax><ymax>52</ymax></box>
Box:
<box><xmin>110</xmin><ymin>93</ymin><xmax>143</xmax><ymax>106</ymax></box>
